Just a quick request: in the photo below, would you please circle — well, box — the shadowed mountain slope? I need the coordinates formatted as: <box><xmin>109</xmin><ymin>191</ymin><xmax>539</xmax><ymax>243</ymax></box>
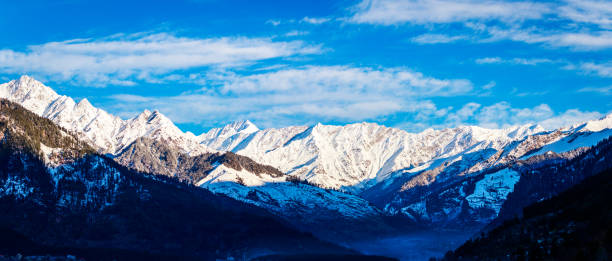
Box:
<box><xmin>0</xmin><ymin>99</ymin><xmax>356</xmax><ymax>260</ymax></box>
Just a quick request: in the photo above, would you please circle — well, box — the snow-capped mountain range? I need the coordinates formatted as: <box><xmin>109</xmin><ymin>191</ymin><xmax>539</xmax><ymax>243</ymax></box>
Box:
<box><xmin>0</xmin><ymin>76</ymin><xmax>209</xmax><ymax>156</ymax></box>
<box><xmin>2</xmin><ymin>75</ymin><xmax>612</xmax><ymax>228</ymax></box>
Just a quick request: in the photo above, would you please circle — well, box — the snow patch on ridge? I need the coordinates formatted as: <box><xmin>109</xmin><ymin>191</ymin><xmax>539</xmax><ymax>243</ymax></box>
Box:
<box><xmin>203</xmin><ymin>181</ymin><xmax>379</xmax><ymax>218</ymax></box>
<box><xmin>529</xmin><ymin>128</ymin><xmax>612</xmax><ymax>158</ymax></box>
<box><xmin>196</xmin><ymin>164</ymin><xmax>285</xmax><ymax>187</ymax></box>
<box><xmin>466</xmin><ymin>169</ymin><xmax>520</xmax><ymax>215</ymax></box>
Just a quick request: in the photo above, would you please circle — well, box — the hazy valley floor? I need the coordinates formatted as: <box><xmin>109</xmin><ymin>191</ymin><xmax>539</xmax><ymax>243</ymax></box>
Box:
<box><xmin>345</xmin><ymin>230</ymin><xmax>476</xmax><ymax>261</ymax></box>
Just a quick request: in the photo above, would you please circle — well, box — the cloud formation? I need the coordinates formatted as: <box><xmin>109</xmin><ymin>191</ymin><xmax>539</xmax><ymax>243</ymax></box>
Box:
<box><xmin>443</xmin><ymin>102</ymin><xmax>603</xmax><ymax>130</ymax></box>
<box><xmin>219</xmin><ymin>66</ymin><xmax>472</xmax><ymax>96</ymax></box>
<box><xmin>0</xmin><ymin>33</ymin><xmax>321</xmax><ymax>86</ymax></box>
<box><xmin>350</xmin><ymin>0</ymin><xmax>547</xmax><ymax>25</ymax></box>
<box><xmin>411</xmin><ymin>34</ymin><xmax>467</xmax><ymax>44</ymax></box>
<box><xmin>578</xmin><ymin>62</ymin><xmax>612</xmax><ymax>77</ymax></box>
<box><xmin>350</xmin><ymin>0</ymin><xmax>612</xmax><ymax>50</ymax></box>
<box><xmin>475</xmin><ymin>57</ymin><xmax>555</xmax><ymax>65</ymax></box>
<box><xmin>559</xmin><ymin>0</ymin><xmax>612</xmax><ymax>29</ymax></box>
<box><xmin>484</xmin><ymin>27</ymin><xmax>612</xmax><ymax>50</ymax></box>
<box><xmin>104</xmin><ymin>64</ymin><xmax>605</xmax><ymax>133</ymax></box>
<box><xmin>301</xmin><ymin>17</ymin><xmax>331</xmax><ymax>24</ymax></box>
<box><xmin>577</xmin><ymin>86</ymin><xmax>612</xmax><ymax>95</ymax></box>
<box><xmin>109</xmin><ymin>66</ymin><xmax>472</xmax><ymax>128</ymax></box>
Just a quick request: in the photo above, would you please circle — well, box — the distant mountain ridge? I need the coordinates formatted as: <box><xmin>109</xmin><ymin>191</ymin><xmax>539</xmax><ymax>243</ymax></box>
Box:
<box><xmin>440</xmin><ymin>138</ymin><xmax>612</xmax><ymax>260</ymax></box>
<box><xmin>2</xmin><ymin>76</ymin><xmax>612</xmax><ymax>232</ymax></box>
<box><xmin>0</xmin><ymin>76</ymin><xmax>550</xmax><ymax>190</ymax></box>
<box><xmin>0</xmin><ymin>76</ymin><xmax>209</xmax><ymax>156</ymax></box>
<box><xmin>0</xmin><ymin>98</ymin><xmax>356</xmax><ymax>260</ymax></box>
<box><xmin>113</xmin><ymin>136</ymin><xmax>396</xmax><ymax>241</ymax></box>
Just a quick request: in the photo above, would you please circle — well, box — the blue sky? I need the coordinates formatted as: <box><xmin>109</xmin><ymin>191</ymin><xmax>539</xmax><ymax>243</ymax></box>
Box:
<box><xmin>0</xmin><ymin>0</ymin><xmax>611</xmax><ymax>134</ymax></box>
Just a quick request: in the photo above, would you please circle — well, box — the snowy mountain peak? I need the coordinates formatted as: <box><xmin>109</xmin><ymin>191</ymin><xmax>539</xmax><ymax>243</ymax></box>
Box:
<box><xmin>148</xmin><ymin>110</ymin><xmax>164</xmax><ymax>120</ymax></box>
<box><xmin>146</xmin><ymin>110</ymin><xmax>182</xmax><ymax>132</ymax></box>
<box><xmin>132</xmin><ymin>109</ymin><xmax>174</xmax><ymax>125</ymax></box>
<box><xmin>0</xmin><ymin>76</ymin><xmax>210</xmax><ymax>155</ymax></box>
<box><xmin>75</xmin><ymin>98</ymin><xmax>94</xmax><ymax>110</ymax></box>
<box><xmin>234</xmin><ymin>120</ymin><xmax>259</xmax><ymax>133</ymax></box>
<box><xmin>13</xmin><ymin>75</ymin><xmax>54</xmax><ymax>93</ymax></box>
<box><xmin>571</xmin><ymin>112</ymin><xmax>612</xmax><ymax>133</ymax></box>
<box><xmin>15</xmin><ymin>75</ymin><xmax>50</xmax><ymax>90</ymax></box>
<box><xmin>0</xmin><ymin>75</ymin><xmax>60</xmax><ymax>115</ymax></box>
<box><xmin>135</xmin><ymin>109</ymin><xmax>153</xmax><ymax>120</ymax></box>
<box><xmin>197</xmin><ymin>120</ymin><xmax>260</xmax><ymax>150</ymax></box>
<box><xmin>2</xmin><ymin>76</ymin><xmax>611</xmax><ymax>194</ymax></box>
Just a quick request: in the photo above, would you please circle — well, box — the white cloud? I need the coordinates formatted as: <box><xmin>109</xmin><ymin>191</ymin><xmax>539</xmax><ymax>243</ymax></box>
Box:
<box><xmin>475</xmin><ymin>102</ymin><xmax>553</xmax><ymax>128</ymax></box>
<box><xmin>542</xmin><ymin>32</ymin><xmax>612</xmax><ymax>50</ymax></box>
<box><xmin>411</xmin><ymin>34</ymin><xmax>467</xmax><ymax>44</ymax></box>
<box><xmin>284</xmin><ymin>30</ymin><xmax>310</xmax><ymax>37</ymax></box>
<box><xmin>475</xmin><ymin>57</ymin><xmax>502</xmax><ymax>64</ymax></box>
<box><xmin>539</xmin><ymin>109</ymin><xmax>604</xmax><ymax>129</ymax></box>
<box><xmin>475</xmin><ymin>57</ymin><xmax>554</xmax><ymax>65</ymax></box>
<box><xmin>109</xmin><ymin>66</ymin><xmax>472</xmax><ymax>128</ymax></box>
<box><xmin>559</xmin><ymin>0</ymin><xmax>612</xmax><ymax>29</ymax></box>
<box><xmin>482</xmin><ymin>26</ymin><xmax>612</xmax><ymax>50</ymax></box>
<box><xmin>105</xmin><ymin>65</ymin><xmax>604</xmax><ymax>132</ymax></box>
<box><xmin>349</xmin><ymin>0</ymin><xmax>549</xmax><ymax>25</ymax></box>
<box><xmin>218</xmin><ymin>66</ymin><xmax>473</xmax><ymax>97</ymax></box>
<box><xmin>301</xmin><ymin>17</ymin><xmax>331</xmax><ymax>24</ymax></box>
<box><xmin>579</xmin><ymin>62</ymin><xmax>612</xmax><ymax>77</ymax></box>
<box><xmin>0</xmin><ymin>33</ymin><xmax>321</xmax><ymax>86</ymax></box>
<box><xmin>577</xmin><ymin>85</ymin><xmax>612</xmax><ymax>94</ymax></box>
<box><xmin>456</xmin><ymin>102</ymin><xmax>481</xmax><ymax>119</ymax></box>
<box><xmin>266</xmin><ymin>19</ymin><xmax>282</xmax><ymax>26</ymax></box>
<box><xmin>349</xmin><ymin>0</ymin><xmax>612</xmax><ymax>50</ymax></box>
<box><xmin>443</xmin><ymin>101</ymin><xmax>603</xmax><ymax>129</ymax></box>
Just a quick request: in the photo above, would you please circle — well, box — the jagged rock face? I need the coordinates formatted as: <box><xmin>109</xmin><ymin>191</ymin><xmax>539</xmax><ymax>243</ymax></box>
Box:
<box><xmin>3</xmin><ymin>76</ymin><xmax>612</xmax><ymax>234</ymax></box>
<box><xmin>362</xmin><ymin>132</ymin><xmax>612</xmax><ymax>228</ymax></box>
<box><xmin>0</xmin><ymin>76</ymin><xmax>550</xmax><ymax>193</ymax></box>
<box><xmin>205</xmin><ymin>123</ymin><xmax>545</xmax><ymax>192</ymax></box>
<box><xmin>114</xmin><ymin>137</ymin><xmax>283</xmax><ymax>184</ymax></box>
<box><xmin>114</xmin><ymin>136</ymin><xmax>393</xmax><ymax>241</ymax></box>
<box><xmin>197</xmin><ymin>119</ymin><xmax>260</xmax><ymax>151</ymax></box>
<box><xmin>0</xmin><ymin>76</ymin><xmax>209</xmax><ymax>155</ymax></box>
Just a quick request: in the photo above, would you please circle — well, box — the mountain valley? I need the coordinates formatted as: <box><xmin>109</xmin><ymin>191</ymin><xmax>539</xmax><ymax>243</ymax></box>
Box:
<box><xmin>1</xmin><ymin>76</ymin><xmax>611</xmax><ymax>260</ymax></box>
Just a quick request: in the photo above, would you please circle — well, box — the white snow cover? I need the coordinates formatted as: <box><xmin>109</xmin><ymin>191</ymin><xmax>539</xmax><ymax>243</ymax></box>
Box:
<box><xmin>39</xmin><ymin>143</ymin><xmax>64</xmax><ymax>166</ymax></box>
<box><xmin>197</xmin><ymin>120</ymin><xmax>260</xmax><ymax>151</ymax></box>
<box><xmin>465</xmin><ymin>169</ymin><xmax>521</xmax><ymax>215</ymax></box>
<box><xmin>202</xmin><ymin>178</ymin><xmax>380</xmax><ymax>218</ymax></box>
<box><xmin>195</xmin><ymin>157</ymin><xmax>381</xmax><ymax>218</ymax></box>
<box><xmin>196</xmin><ymin>164</ymin><xmax>285</xmax><ymax>187</ymax></box>
<box><xmin>207</xmin><ymin>122</ymin><xmax>545</xmax><ymax>191</ymax></box>
<box><xmin>0</xmin><ymin>76</ymin><xmax>210</xmax><ymax>155</ymax></box>
<box><xmin>570</xmin><ymin>113</ymin><xmax>612</xmax><ymax>133</ymax></box>
<box><xmin>2</xmin><ymin>76</ymin><xmax>612</xmax><ymax>197</ymax></box>
<box><xmin>531</xmin><ymin>129</ymin><xmax>612</xmax><ymax>157</ymax></box>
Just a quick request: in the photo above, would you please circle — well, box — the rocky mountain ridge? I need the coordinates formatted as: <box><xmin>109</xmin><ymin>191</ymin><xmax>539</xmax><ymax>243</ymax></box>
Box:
<box><xmin>2</xmin><ymin>76</ymin><xmax>612</xmax><ymax>232</ymax></box>
<box><xmin>0</xmin><ymin>98</ymin><xmax>358</xmax><ymax>260</ymax></box>
<box><xmin>0</xmin><ymin>76</ymin><xmax>209</xmax><ymax>156</ymax></box>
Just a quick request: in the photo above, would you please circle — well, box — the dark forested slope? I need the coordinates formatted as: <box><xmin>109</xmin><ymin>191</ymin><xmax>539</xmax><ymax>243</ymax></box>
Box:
<box><xmin>440</xmin><ymin>165</ymin><xmax>612</xmax><ymax>260</ymax></box>
<box><xmin>0</xmin><ymin>99</ymin><xmax>353</xmax><ymax>260</ymax></box>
